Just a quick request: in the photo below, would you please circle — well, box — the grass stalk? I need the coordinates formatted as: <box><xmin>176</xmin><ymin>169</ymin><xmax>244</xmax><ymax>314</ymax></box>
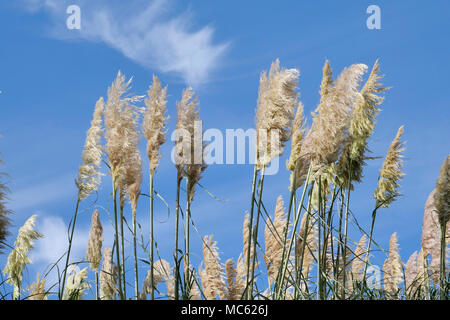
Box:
<box><xmin>174</xmin><ymin>174</ymin><xmax>182</xmax><ymax>300</ymax></box>
<box><xmin>60</xmin><ymin>197</ymin><xmax>80</xmax><ymax>299</ymax></box>
<box><xmin>149</xmin><ymin>171</ymin><xmax>155</xmax><ymax>300</ymax></box>
<box><xmin>276</xmin><ymin>164</ymin><xmax>312</xmax><ymax>298</ymax></box>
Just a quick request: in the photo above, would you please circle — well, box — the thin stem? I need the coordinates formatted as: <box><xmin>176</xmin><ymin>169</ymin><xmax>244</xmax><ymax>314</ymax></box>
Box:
<box><xmin>120</xmin><ymin>202</ymin><xmax>126</xmax><ymax>298</ymax></box>
<box><xmin>133</xmin><ymin>206</ymin><xmax>139</xmax><ymax>299</ymax></box>
<box><xmin>185</xmin><ymin>177</ymin><xmax>192</xmax><ymax>294</ymax></box>
<box><xmin>245</xmin><ymin>165</ymin><xmax>259</xmax><ymax>299</ymax></box>
<box><xmin>112</xmin><ymin>176</ymin><xmax>124</xmax><ymax>299</ymax></box>
<box><xmin>363</xmin><ymin>209</ymin><xmax>377</xmax><ymax>280</ymax></box>
<box><xmin>150</xmin><ymin>171</ymin><xmax>155</xmax><ymax>300</ymax></box>
<box><xmin>440</xmin><ymin>223</ymin><xmax>447</xmax><ymax>300</ymax></box>
<box><xmin>249</xmin><ymin>165</ymin><xmax>266</xmax><ymax>299</ymax></box>
<box><xmin>276</xmin><ymin>164</ymin><xmax>312</xmax><ymax>298</ymax></box>
<box><xmin>341</xmin><ymin>184</ymin><xmax>351</xmax><ymax>298</ymax></box>
<box><xmin>60</xmin><ymin>197</ymin><xmax>80</xmax><ymax>298</ymax></box>
<box><xmin>95</xmin><ymin>270</ymin><xmax>99</xmax><ymax>300</ymax></box>
<box><xmin>174</xmin><ymin>174</ymin><xmax>182</xmax><ymax>300</ymax></box>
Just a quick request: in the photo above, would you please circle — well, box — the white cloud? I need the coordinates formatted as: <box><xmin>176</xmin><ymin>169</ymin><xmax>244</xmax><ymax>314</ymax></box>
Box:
<box><xmin>9</xmin><ymin>174</ymin><xmax>75</xmax><ymax>212</ymax></box>
<box><xmin>21</xmin><ymin>0</ymin><xmax>229</xmax><ymax>86</ymax></box>
<box><xmin>30</xmin><ymin>212</ymin><xmax>115</xmax><ymax>287</ymax></box>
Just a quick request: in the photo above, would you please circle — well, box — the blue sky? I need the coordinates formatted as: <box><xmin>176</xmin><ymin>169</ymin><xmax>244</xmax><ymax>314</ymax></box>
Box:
<box><xmin>0</xmin><ymin>0</ymin><xmax>449</xmax><ymax>297</ymax></box>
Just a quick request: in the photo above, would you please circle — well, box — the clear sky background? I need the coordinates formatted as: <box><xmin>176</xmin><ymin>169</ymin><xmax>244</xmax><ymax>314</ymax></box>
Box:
<box><xmin>0</xmin><ymin>0</ymin><xmax>449</xmax><ymax>297</ymax></box>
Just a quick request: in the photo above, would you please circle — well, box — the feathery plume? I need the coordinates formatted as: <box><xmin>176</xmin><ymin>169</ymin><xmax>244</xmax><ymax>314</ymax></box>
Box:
<box><xmin>85</xmin><ymin>209</ymin><xmax>103</xmax><ymax>270</ymax></box>
<box><xmin>0</xmin><ymin>156</ymin><xmax>12</xmax><ymax>253</ymax></box>
<box><xmin>264</xmin><ymin>196</ymin><xmax>289</xmax><ymax>286</ymax></box>
<box><xmin>174</xmin><ymin>87</ymin><xmax>207</xmax><ymax>200</ymax></box>
<box><xmin>434</xmin><ymin>155</ymin><xmax>450</xmax><ymax>227</ymax></box>
<box><xmin>351</xmin><ymin>235</ymin><xmax>368</xmax><ymax>282</ymax></box>
<box><xmin>104</xmin><ymin>71</ymin><xmax>142</xmax><ymax>184</ymax></box>
<box><xmin>291</xmin><ymin>63</ymin><xmax>368</xmax><ymax>190</ymax></box>
<box><xmin>383</xmin><ymin>232</ymin><xmax>403</xmax><ymax>294</ymax></box>
<box><xmin>224</xmin><ymin>259</ymin><xmax>246</xmax><ymax>300</ymax></box>
<box><xmin>422</xmin><ymin>189</ymin><xmax>449</xmax><ymax>283</ymax></box>
<box><xmin>3</xmin><ymin>214</ymin><xmax>43</xmax><ymax>298</ymax></box>
<box><xmin>200</xmin><ymin>235</ymin><xmax>226</xmax><ymax>300</ymax></box>
<box><xmin>336</xmin><ymin>61</ymin><xmax>388</xmax><ymax>187</ymax></box>
<box><xmin>143</xmin><ymin>75</ymin><xmax>169</xmax><ymax>174</ymax></box>
<box><xmin>27</xmin><ymin>273</ymin><xmax>47</xmax><ymax>300</ymax></box>
<box><xmin>373</xmin><ymin>126</ymin><xmax>405</xmax><ymax>208</ymax></box>
<box><xmin>405</xmin><ymin>250</ymin><xmax>427</xmax><ymax>298</ymax></box>
<box><xmin>287</xmin><ymin>102</ymin><xmax>307</xmax><ymax>172</ymax></box>
<box><xmin>301</xmin><ymin>63</ymin><xmax>368</xmax><ymax>167</ymax></box>
<box><xmin>63</xmin><ymin>267</ymin><xmax>90</xmax><ymax>300</ymax></box>
<box><xmin>142</xmin><ymin>259</ymin><xmax>174</xmax><ymax>299</ymax></box>
<box><xmin>255</xmin><ymin>59</ymin><xmax>299</xmax><ymax>169</ymax></box>
<box><xmin>319</xmin><ymin>60</ymin><xmax>333</xmax><ymax>101</ymax></box>
<box><xmin>100</xmin><ymin>248</ymin><xmax>118</xmax><ymax>300</ymax></box>
<box><xmin>76</xmin><ymin>97</ymin><xmax>105</xmax><ymax>201</ymax></box>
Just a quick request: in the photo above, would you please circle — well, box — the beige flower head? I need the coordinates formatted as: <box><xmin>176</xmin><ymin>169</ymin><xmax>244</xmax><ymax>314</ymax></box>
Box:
<box><xmin>76</xmin><ymin>97</ymin><xmax>105</xmax><ymax>201</ymax></box>
<box><xmin>373</xmin><ymin>126</ymin><xmax>405</xmax><ymax>208</ymax></box>
<box><xmin>143</xmin><ymin>75</ymin><xmax>169</xmax><ymax>174</ymax></box>
<box><xmin>256</xmin><ymin>59</ymin><xmax>299</xmax><ymax>169</ymax></box>
<box><xmin>85</xmin><ymin>209</ymin><xmax>104</xmax><ymax>270</ymax></box>
<box><xmin>434</xmin><ymin>155</ymin><xmax>450</xmax><ymax>226</ymax></box>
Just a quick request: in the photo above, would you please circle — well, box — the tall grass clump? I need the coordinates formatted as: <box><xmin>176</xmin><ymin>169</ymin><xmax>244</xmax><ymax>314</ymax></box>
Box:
<box><xmin>1</xmin><ymin>59</ymin><xmax>449</xmax><ymax>301</ymax></box>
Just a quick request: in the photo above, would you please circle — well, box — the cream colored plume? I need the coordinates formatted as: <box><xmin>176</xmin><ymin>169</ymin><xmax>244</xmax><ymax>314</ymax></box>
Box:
<box><xmin>434</xmin><ymin>155</ymin><xmax>450</xmax><ymax>227</ymax></box>
<box><xmin>224</xmin><ymin>258</ymin><xmax>246</xmax><ymax>300</ymax></box>
<box><xmin>336</xmin><ymin>61</ymin><xmax>388</xmax><ymax>187</ymax></box>
<box><xmin>27</xmin><ymin>273</ymin><xmax>47</xmax><ymax>300</ymax></box>
<box><xmin>291</xmin><ymin>62</ymin><xmax>368</xmax><ymax>190</ymax></box>
<box><xmin>100</xmin><ymin>248</ymin><xmax>118</xmax><ymax>300</ymax></box>
<box><xmin>76</xmin><ymin>97</ymin><xmax>105</xmax><ymax>201</ymax></box>
<box><xmin>287</xmin><ymin>102</ymin><xmax>307</xmax><ymax>173</ymax></box>
<box><xmin>264</xmin><ymin>196</ymin><xmax>289</xmax><ymax>287</ymax></box>
<box><xmin>256</xmin><ymin>59</ymin><xmax>299</xmax><ymax>169</ymax></box>
<box><xmin>421</xmin><ymin>189</ymin><xmax>450</xmax><ymax>283</ymax></box>
<box><xmin>143</xmin><ymin>75</ymin><xmax>169</xmax><ymax>174</ymax></box>
<box><xmin>85</xmin><ymin>209</ymin><xmax>103</xmax><ymax>270</ymax></box>
<box><xmin>242</xmin><ymin>212</ymin><xmax>255</xmax><ymax>268</ymax></box>
<box><xmin>200</xmin><ymin>235</ymin><xmax>226</xmax><ymax>300</ymax></box>
<box><xmin>373</xmin><ymin>126</ymin><xmax>405</xmax><ymax>208</ymax></box>
<box><xmin>142</xmin><ymin>259</ymin><xmax>175</xmax><ymax>299</ymax></box>
<box><xmin>383</xmin><ymin>232</ymin><xmax>403</xmax><ymax>294</ymax></box>
<box><xmin>3</xmin><ymin>214</ymin><xmax>43</xmax><ymax>299</ymax></box>
<box><xmin>174</xmin><ymin>87</ymin><xmax>207</xmax><ymax>200</ymax></box>
<box><xmin>351</xmin><ymin>234</ymin><xmax>368</xmax><ymax>282</ymax></box>
<box><xmin>104</xmin><ymin>71</ymin><xmax>143</xmax><ymax>186</ymax></box>
<box><xmin>63</xmin><ymin>267</ymin><xmax>90</xmax><ymax>300</ymax></box>
<box><xmin>301</xmin><ymin>63</ymin><xmax>367</xmax><ymax>166</ymax></box>
<box><xmin>405</xmin><ymin>250</ymin><xmax>427</xmax><ymax>298</ymax></box>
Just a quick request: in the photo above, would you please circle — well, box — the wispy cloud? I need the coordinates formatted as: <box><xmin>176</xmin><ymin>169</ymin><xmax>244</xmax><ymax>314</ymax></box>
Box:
<box><xmin>9</xmin><ymin>174</ymin><xmax>75</xmax><ymax>213</ymax></box>
<box><xmin>20</xmin><ymin>0</ymin><xmax>229</xmax><ymax>86</ymax></box>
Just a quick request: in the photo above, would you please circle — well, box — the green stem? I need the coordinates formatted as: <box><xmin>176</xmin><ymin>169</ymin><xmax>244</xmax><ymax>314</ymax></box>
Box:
<box><xmin>150</xmin><ymin>172</ymin><xmax>155</xmax><ymax>300</ymax></box>
<box><xmin>133</xmin><ymin>206</ymin><xmax>138</xmax><ymax>299</ymax></box>
<box><xmin>95</xmin><ymin>270</ymin><xmax>99</xmax><ymax>300</ymax></box>
<box><xmin>440</xmin><ymin>223</ymin><xmax>447</xmax><ymax>300</ymax></box>
<box><xmin>341</xmin><ymin>185</ymin><xmax>351</xmax><ymax>298</ymax></box>
<box><xmin>61</xmin><ymin>197</ymin><xmax>80</xmax><ymax>299</ymax></box>
<box><xmin>363</xmin><ymin>209</ymin><xmax>377</xmax><ymax>280</ymax></box>
<box><xmin>245</xmin><ymin>165</ymin><xmax>259</xmax><ymax>299</ymax></box>
<box><xmin>120</xmin><ymin>202</ymin><xmax>126</xmax><ymax>298</ymax></box>
<box><xmin>185</xmin><ymin>178</ymin><xmax>192</xmax><ymax>295</ymax></box>
<box><xmin>276</xmin><ymin>165</ymin><xmax>312</xmax><ymax>298</ymax></box>
<box><xmin>249</xmin><ymin>165</ymin><xmax>266</xmax><ymax>299</ymax></box>
<box><xmin>112</xmin><ymin>176</ymin><xmax>124</xmax><ymax>299</ymax></box>
<box><xmin>174</xmin><ymin>174</ymin><xmax>182</xmax><ymax>300</ymax></box>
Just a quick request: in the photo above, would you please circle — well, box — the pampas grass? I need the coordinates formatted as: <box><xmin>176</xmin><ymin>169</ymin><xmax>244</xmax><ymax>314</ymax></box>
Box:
<box><xmin>3</xmin><ymin>215</ymin><xmax>43</xmax><ymax>299</ymax></box>
<box><xmin>2</xmin><ymin>59</ymin><xmax>449</xmax><ymax>301</ymax></box>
